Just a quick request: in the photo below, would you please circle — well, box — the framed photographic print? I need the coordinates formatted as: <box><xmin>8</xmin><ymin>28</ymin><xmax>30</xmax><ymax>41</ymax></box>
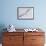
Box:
<box><xmin>17</xmin><ymin>7</ymin><xmax>34</xmax><ymax>20</ymax></box>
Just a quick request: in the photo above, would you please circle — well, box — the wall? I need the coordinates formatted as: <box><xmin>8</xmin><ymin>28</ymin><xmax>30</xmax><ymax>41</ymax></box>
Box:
<box><xmin>0</xmin><ymin>0</ymin><xmax>46</xmax><ymax>29</ymax></box>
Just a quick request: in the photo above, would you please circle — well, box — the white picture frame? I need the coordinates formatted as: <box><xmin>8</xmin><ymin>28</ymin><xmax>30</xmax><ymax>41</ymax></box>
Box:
<box><xmin>17</xmin><ymin>7</ymin><xmax>34</xmax><ymax>20</ymax></box>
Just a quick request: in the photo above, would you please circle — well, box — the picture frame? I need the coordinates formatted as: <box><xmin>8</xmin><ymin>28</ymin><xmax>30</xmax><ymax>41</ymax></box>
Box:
<box><xmin>17</xmin><ymin>7</ymin><xmax>34</xmax><ymax>20</ymax></box>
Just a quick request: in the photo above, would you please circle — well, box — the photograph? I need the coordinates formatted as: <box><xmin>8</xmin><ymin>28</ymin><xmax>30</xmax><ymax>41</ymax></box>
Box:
<box><xmin>17</xmin><ymin>7</ymin><xmax>34</xmax><ymax>20</ymax></box>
